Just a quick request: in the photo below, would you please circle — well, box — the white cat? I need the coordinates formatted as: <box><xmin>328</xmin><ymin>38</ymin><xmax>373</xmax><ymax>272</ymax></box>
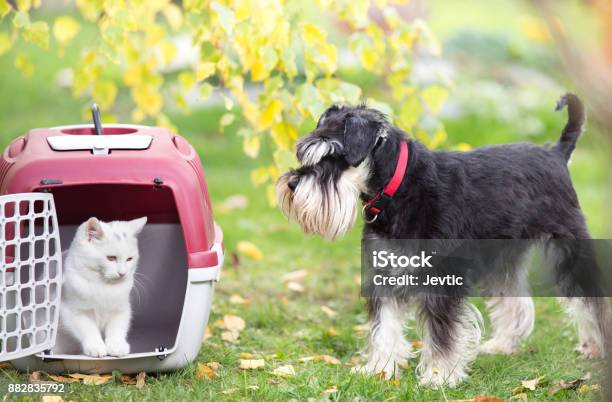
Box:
<box><xmin>58</xmin><ymin>216</ymin><xmax>147</xmax><ymax>358</ymax></box>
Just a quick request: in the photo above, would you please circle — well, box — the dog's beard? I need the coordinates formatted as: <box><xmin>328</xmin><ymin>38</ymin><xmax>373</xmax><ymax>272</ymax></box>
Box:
<box><xmin>277</xmin><ymin>161</ymin><xmax>370</xmax><ymax>240</ymax></box>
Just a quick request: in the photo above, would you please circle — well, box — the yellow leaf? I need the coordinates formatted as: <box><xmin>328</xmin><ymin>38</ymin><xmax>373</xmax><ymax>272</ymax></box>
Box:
<box><xmin>327</xmin><ymin>327</ymin><xmax>338</xmax><ymax>336</ymax></box>
<box><xmin>298</xmin><ymin>355</ymin><xmax>341</xmax><ymax>365</ymax></box>
<box><xmin>16</xmin><ymin>0</ymin><xmax>30</xmax><ymax>11</ymax></box>
<box><xmin>321</xmin><ymin>305</ymin><xmax>337</xmax><ymax>318</ymax></box>
<box><xmin>286</xmin><ymin>281</ymin><xmax>304</xmax><ymax>293</ymax></box>
<box><xmin>42</xmin><ymin>397</ymin><xmax>64</xmax><ymax>402</ymax></box>
<box><xmin>14</xmin><ymin>53</ymin><xmax>34</xmax><ymax>77</ymax></box>
<box><xmin>251</xmin><ymin>167</ymin><xmax>270</xmax><ymax>186</ymax></box>
<box><xmin>196</xmin><ymin>61</ymin><xmax>215</xmax><ymax>81</ymax></box>
<box><xmin>240</xmin><ymin>359</ymin><xmax>265</xmax><ymax>370</ymax></box>
<box><xmin>243</xmin><ymin>136</ymin><xmax>260</xmax><ymax>159</ymax></box>
<box><xmin>258</xmin><ymin>99</ymin><xmax>284</xmax><ymax>131</ymax></box>
<box><xmin>323</xmin><ymin>387</ymin><xmax>338</xmax><ymax>394</ymax></box>
<box><xmin>223</xmin><ymin>314</ymin><xmax>246</xmax><ymax>332</ymax></box>
<box><xmin>92</xmin><ymin>80</ymin><xmax>117</xmax><ymax>111</ymax></box>
<box><xmin>196</xmin><ymin>363</ymin><xmax>217</xmax><ymax>379</ymax></box>
<box><xmin>163</xmin><ymin>3</ymin><xmax>183</xmax><ymax>31</ymax></box>
<box><xmin>0</xmin><ymin>1</ymin><xmax>11</xmax><ymax>19</ymax></box>
<box><xmin>229</xmin><ymin>294</ymin><xmax>251</xmax><ymax>305</ymax></box>
<box><xmin>135</xmin><ymin>372</ymin><xmax>146</xmax><ymax>390</ymax></box>
<box><xmin>240</xmin><ymin>352</ymin><xmax>258</xmax><ymax>359</ymax></box>
<box><xmin>271</xmin><ymin>365</ymin><xmax>295</xmax><ymax>377</ymax></box>
<box><xmin>133</xmin><ymin>85</ymin><xmax>162</xmax><ymax>116</ymax></box>
<box><xmin>270</xmin><ymin>122</ymin><xmax>297</xmax><ymax>150</ymax></box>
<box><xmin>421</xmin><ymin>85</ymin><xmax>448</xmax><ymax>115</ymax></box>
<box><xmin>23</xmin><ymin>21</ymin><xmax>49</xmax><ymax>49</ymax></box>
<box><xmin>47</xmin><ymin>375</ymin><xmax>80</xmax><ymax>383</ymax></box>
<box><xmin>0</xmin><ymin>32</ymin><xmax>12</xmax><ymax>55</ymax></box>
<box><xmin>202</xmin><ymin>325</ymin><xmax>212</xmax><ymax>342</ymax></box>
<box><xmin>282</xmin><ymin>269</ymin><xmax>307</xmax><ymax>282</ymax></box>
<box><xmin>411</xmin><ymin>339</ymin><xmax>424</xmax><ymax>349</ymax></box>
<box><xmin>70</xmin><ymin>373</ymin><xmax>112</xmax><ymax>385</ymax></box>
<box><xmin>53</xmin><ymin>16</ymin><xmax>80</xmax><ymax>47</ymax></box>
<box><xmin>301</xmin><ymin>22</ymin><xmax>326</xmax><ymax>46</ymax></box>
<box><xmin>178</xmin><ymin>71</ymin><xmax>196</xmax><ymax>90</ymax></box>
<box><xmin>236</xmin><ymin>240</ymin><xmax>263</xmax><ymax>261</ymax></box>
<box><xmin>455</xmin><ymin>142</ymin><xmax>472</xmax><ymax>152</ymax></box>
<box><xmin>221</xmin><ymin>330</ymin><xmax>239</xmax><ymax>342</ymax></box>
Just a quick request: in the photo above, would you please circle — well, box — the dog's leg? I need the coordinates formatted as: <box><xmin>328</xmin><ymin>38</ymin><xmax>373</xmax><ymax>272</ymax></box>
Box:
<box><xmin>417</xmin><ymin>296</ymin><xmax>483</xmax><ymax>388</ymax></box>
<box><xmin>546</xmin><ymin>238</ymin><xmax>610</xmax><ymax>359</ymax></box>
<box><xmin>354</xmin><ymin>298</ymin><xmax>414</xmax><ymax>379</ymax></box>
<box><xmin>480</xmin><ymin>262</ymin><xmax>534</xmax><ymax>355</ymax></box>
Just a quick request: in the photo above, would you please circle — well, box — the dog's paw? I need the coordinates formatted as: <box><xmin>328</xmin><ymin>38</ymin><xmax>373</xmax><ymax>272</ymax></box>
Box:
<box><xmin>105</xmin><ymin>338</ymin><xmax>130</xmax><ymax>357</ymax></box>
<box><xmin>479</xmin><ymin>338</ymin><xmax>517</xmax><ymax>355</ymax></box>
<box><xmin>576</xmin><ymin>340</ymin><xmax>603</xmax><ymax>359</ymax></box>
<box><xmin>82</xmin><ymin>339</ymin><xmax>107</xmax><ymax>358</ymax></box>
<box><xmin>418</xmin><ymin>366</ymin><xmax>467</xmax><ymax>389</ymax></box>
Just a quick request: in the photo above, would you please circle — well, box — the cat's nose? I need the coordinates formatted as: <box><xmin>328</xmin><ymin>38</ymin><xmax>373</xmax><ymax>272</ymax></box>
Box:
<box><xmin>118</xmin><ymin>272</ymin><xmax>125</xmax><ymax>278</ymax></box>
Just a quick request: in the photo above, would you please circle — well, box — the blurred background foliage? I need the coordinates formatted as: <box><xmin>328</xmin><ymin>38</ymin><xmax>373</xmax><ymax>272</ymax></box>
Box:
<box><xmin>0</xmin><ymin>0</ymin><xmax>610</xmax><ymax>234</ymax></box>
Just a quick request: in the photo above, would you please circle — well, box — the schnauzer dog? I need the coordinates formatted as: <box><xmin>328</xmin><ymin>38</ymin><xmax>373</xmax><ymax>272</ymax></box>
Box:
<box><xmin>276</xmin><ymin>94</ymin><xmax>610</xmax><ymax>387</ymax></box>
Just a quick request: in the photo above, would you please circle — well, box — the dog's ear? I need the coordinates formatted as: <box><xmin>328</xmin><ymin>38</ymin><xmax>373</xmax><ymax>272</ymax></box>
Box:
<box><xmin>343</xmin><ymin>114</ymin><xmax>378</xmax><ymax>167</ymax></box>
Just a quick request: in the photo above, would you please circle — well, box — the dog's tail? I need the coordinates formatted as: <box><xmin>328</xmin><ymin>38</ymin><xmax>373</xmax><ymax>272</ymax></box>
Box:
<box><xmin>554</xmin><ymin>93</ymin><xmax>585</xmax><ymax>162</ymax></box>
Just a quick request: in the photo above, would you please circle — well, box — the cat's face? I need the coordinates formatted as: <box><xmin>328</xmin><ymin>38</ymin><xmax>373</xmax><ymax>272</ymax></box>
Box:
<box><xmin>76</xmin><ymin>217</ymin><xmax>147</xmax><ymax>282</ymax></box>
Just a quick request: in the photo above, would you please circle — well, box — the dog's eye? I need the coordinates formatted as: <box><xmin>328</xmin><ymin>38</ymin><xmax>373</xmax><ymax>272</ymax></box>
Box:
<box><xmin>106</xmin><ymin>256</ymin><xmax>117</xmax><ymax>262</ymax></box>
<box><xmin>127</xmin><ymin>257</ymin><xmax>134</xmax><ymax>262</ymax></box>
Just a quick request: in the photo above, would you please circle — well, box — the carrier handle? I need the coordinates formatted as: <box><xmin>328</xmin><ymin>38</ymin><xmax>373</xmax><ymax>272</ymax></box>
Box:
<box><xmin>91</xmin><ymin>103</ymin><xmax>103</xmax><ymax>135</ymax></box>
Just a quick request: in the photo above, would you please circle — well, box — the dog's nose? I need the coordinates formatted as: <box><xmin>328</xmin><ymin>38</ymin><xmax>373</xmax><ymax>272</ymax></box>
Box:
<box><xmin>288</xmin><ymin>176</ymin><xmax>300</xmax><ymax>192</ymax></box>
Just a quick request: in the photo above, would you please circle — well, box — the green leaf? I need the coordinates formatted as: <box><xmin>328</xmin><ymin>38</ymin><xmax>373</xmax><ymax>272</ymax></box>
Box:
<box><xmin>421</xmin><ymin>85</ymin><xmax>448</xmax><ymax>115</ymax></box>
<box><xmin>398</xmin><ymin>95</ymin><xmax>422</xmax><ymax>131</ymax></box>
<box><xmin>211</xmin><ymin>2</ymin><xmax>235</xmax><ymax>34</ymax></box>
<box><xmin>273</xmin><ymin>149</ymin><xmax>297</xmax><ymax>174</ymax></box>
<box><xmin>12</xmin><ymin>10</ymin><xmax>30</xmax><ymax>29</ymax></box>
<box><xmin>0</xmin><ymin>1</ymin><xmax>12</xmax><ymax>19</ymax></box>
<box><xmin>0</xmin><ymin>32</ymin><xmax>12</xmax><ymax>55</ymax></box>
<box><xmin>23</xmin><ymin>20</ymin><xmax>49</xmax><ymax>49</ymax></box>
<box><xmin>296</xmin><ymin>83</ymin><xmax>325</xmax><ymax>119</ymax></box>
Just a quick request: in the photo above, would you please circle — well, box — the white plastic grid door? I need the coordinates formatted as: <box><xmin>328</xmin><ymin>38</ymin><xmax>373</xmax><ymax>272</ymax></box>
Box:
<box><xmin>0</xmin><ymin>193</ymin><xmax>62</xmax><ymax>361</ymax></box>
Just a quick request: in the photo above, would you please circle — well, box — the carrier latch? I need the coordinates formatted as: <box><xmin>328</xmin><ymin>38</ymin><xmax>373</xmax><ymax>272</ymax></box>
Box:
<box><xmin>155</xmin><ymin>345</ymin><xmax>168</xmax><ymax>360</ymax></box>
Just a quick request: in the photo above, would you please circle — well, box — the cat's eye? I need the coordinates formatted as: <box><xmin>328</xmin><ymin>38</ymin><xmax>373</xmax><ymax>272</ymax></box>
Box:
<box><xmin>106</xmin><ymin>256</ymin><xmax>117</xmax><ymax>262</ymax></box>
<box><xmin>127</xmin><ymin>257</ymin><xmax>134</xmax><ymax>261</ymax></box>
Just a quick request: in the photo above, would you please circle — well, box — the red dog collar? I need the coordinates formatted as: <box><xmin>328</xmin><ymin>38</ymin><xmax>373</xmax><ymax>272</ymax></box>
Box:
<box><xmin>362</xmin><ymin>140</ymin><xmax>409</xmax><ymax>222</ymax></box>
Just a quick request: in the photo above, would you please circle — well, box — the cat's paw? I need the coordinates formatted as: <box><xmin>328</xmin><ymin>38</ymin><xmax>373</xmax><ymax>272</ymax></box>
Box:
<box><xmin>82</xmin><ymin>339</ymin><xmax>107</xmax><ymax>358</ymax></box>
<box><xmin>106</xmin><ymin>338</ymin><xmax>130</xmax><ymax>357</ymax></box>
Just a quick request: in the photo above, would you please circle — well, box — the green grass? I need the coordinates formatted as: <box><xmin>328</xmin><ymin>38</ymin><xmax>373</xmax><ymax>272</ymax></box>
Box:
<box><xmin>0</xmin><ymin>3</ymin><xmax>610</xmax><ymax>401</ymax></box>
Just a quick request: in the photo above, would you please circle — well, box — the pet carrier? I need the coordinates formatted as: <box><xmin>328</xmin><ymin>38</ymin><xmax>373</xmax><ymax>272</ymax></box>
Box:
<box><xmin>0</xmin><ymin>107</ymin><xmax>223</xmax><ymax>373</ymax></box>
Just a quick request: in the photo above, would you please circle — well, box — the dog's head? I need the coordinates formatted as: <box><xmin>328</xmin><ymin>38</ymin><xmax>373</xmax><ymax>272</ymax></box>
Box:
<box><xmin>276</xmin><ymin>105</ymin><xmax>390</xmax><ymax>240</ymax></box>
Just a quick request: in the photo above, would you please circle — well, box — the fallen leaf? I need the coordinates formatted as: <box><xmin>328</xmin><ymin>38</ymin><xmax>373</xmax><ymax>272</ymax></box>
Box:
<box><xmin>223</xmin><ymin>315</ymin><xmax>246</xmax><ymax>332</ymax></box>
<box><xmin>207</xmin><ymin>361</ymin><xmax>222</xmax><ymax>370</ymax></box>
<box><xmin>240</xmin><ymin>359</ymin><xmax>265</xmax><ymax>370</ymax></box>
<box><xmin>0</xmin><ymin>362</ymin><xmax>12</xmax><ymax>369</ymax></box>
<box><xmin>323</xmin><ymin>386</ymin><xmax>338</xmax><ymax>394</ymax></box>
<box><xmin>221</xmin><ymin>330</ymin><xmax>240</xmax><ymax>342</ymax></box>
<box><xmin>321</xmin><ymin>305</ymin><xmax>337</xmax><ymax>318</ymax></box>
<box><xmin>327</xmin><ymin>327</ymin><xmax>338</xmax><ymax>336</ymax></box>
<box><xmin>120</xmin><ymin>374</ymin><xmax>137</xmax><ymax>385</ymax></box>
<box><xmin>271</xmin><ymin>364</ymin><xmax>295</xmax><ymax>377</ymax></box>
<box><xmin>80</xmin><ymin>374</ymin><xmax>113</xmax><ymax>385</ymax></box>
<box><xmin>513</xmin><ymin>375</ymin><xmax>545</xmax><ymax>394</ymax></box>
<box><xmin>42</xmin><ymin>397</ymin><xmax>64</xmax><ymax>402</ymax></box>
<box><xmin>522</xmin><ymin>375</ymin><xmax>545</xmax><ymax>391</ymax></box>
<box><xmin>410</xmin><ymin>339</ymin><xmax>424</xmax><ymax>349</ymax></box>
<box><xmin>202</xmin><ymin>325</ymin><xmax>212</xmax><ymax>342</ymax></box>
<box><xmin>196</xmin><ymin>363</ymin><xmax>217</xmax><ymax>380</ymax></box>
<box><xmin>298</xmin><ymin>355</ymin><xmax>341</xmax><ymax>365</ymax></box>
<box><xmin>47</xmin><ymin>374</ymin><xmax>80</xmax><ymax>383</ymax></box>
<box><xmin>217</xmin><ymin>194</ymin><xmax>248</xmax><ymax>214</ymax></box>
<box><xmin>30</xmin><ymin>371</ymin><xmax>42</xmax><ymax>382</ymax></box>
<box><xmin>577</xmin><ymin>383</ymin><xmax>600</xmax><ymax>393</ymax></box>
<box><xmin>230</xmin><ymin>294</ymin><xmax>251</xmax><ymax>305</ymax></box>
<box><xmin>135</xmin><ymin>371</ymin><xmax>146</xmax><ymax>390</ymax></box>
<box><xmin>222</xmin><ymin>387</ymin><xmax>239</xmax><ymax>394</ymax></box>
<box><xmin>286</xmin><ymin>281</ymin><xmax>304</xmax><ymax>292</ymax></box>
<box><xmin>236</xmin><ymin>241</ymin><xmax>263</xmax><ymax>261</ymax></box>
<box><xmin>240</xmin><ymin>352</ymin><xmax>258</xmax><ymax>359</ymax></box>
<box><xmin>548</xmin><ymin>372</ymin><xmax>592</xmax><ymax>395</ymax></box>
<box><xmin>282</xmin><ymin>269</ymin><xmax>307</xmax><ymax>282</ymax></box>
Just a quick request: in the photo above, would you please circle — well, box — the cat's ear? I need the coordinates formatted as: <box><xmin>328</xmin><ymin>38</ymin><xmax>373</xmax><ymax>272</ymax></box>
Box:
<box><xmin>85</xmin><ymin>217</ymin><xmax>104</xmax><ymax>241</ymax></box>
<box><xmin>129</xmin><ymin>217</ymin><xmax>147</xmax><ymax>236</ymax></box>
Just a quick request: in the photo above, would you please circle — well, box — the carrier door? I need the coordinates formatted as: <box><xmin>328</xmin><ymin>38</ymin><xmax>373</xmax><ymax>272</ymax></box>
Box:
<box><xmin>0</xmin><ymin>193</ymin><xmax>62</xmax><ymax>361</ymax></box>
